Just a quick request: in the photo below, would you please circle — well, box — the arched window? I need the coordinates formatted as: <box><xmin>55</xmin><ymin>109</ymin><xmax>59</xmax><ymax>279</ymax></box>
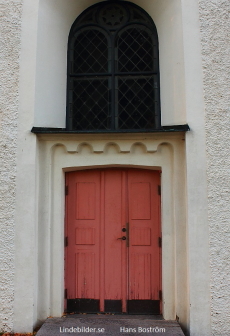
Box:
<box><xmin>67</xmin><ymin>1</ymin><xmax>161</xmax><ymax>132</ymax></box>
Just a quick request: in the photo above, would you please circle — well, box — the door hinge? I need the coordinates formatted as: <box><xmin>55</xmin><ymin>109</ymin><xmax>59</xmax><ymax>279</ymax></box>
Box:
<box><xmin>158</xmin><ymin>237</ymin><xmax>162</xmax><ymax>248</ymax></box>
<box><xmin>159</xmin><ymin>290</ymin><xmax>162</xmax><ymax>300</ymax></box>
<box><xmin>64</xmin><ymin>288</ymin><xmax>67</xmax><ymax>299</ymax></box>
<box><xmin>65</xmin><ymin>185</ymin><xmax>69</xmax><ymax>196</ymax></box>
<box><xmin>65</xmin><ymin>236</ymin><xmax>68</xmax><ymax>247</ymax></box>
<box><xmin>158</xmin><ymin>185</ymin><xmax>161</xmax><ymax>195</ymax></box>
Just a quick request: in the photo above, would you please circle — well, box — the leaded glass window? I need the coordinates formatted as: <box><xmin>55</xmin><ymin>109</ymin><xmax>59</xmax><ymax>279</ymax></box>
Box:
<box><xmin>67</xmin><ymin>1</ymin><xmax>161</xmax><ymax>132</ymax></box>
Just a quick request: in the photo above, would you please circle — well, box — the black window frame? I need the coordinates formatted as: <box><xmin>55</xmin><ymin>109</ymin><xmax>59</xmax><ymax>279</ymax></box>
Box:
<box><xmin>66</xmin><ymin>1</ymin><xmax>162</xmax><ymax>133</ymax></box>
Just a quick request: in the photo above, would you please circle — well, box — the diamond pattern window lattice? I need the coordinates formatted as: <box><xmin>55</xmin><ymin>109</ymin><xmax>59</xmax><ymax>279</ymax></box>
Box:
<box><xmin>71</xmin><ymin>78</ymin><xmax>111</xmax><ymax>130</ymax></box>
<box><xmin>118</xmin><ymin>77</ymin><xmax>157</xmax><ymax>129</ymax></box>
<box><xmin>117</xmin><ymin>28</ymin><xmax>154</xmax><ymax>72</ymax></box>
<box><xmin>73</xmin><ymin>30</ymin><xmax>108</xmax><ymax>74</ymax></box>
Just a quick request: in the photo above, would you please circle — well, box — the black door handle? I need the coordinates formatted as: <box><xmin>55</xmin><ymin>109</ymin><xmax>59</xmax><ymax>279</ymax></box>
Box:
<box><xmin>117</xmin><ymin>236</ymin><xmax>126</xmax><ymax>240</ymax></box>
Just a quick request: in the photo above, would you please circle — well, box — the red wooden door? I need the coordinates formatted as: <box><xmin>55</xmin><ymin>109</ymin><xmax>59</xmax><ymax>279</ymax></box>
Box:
<box><xmin>65</xmin><ymin>169</ymin><xmax>161</xmax><ymax>314</ymax></box>
<box><xmin>128</xmin><ymin>170</ymin><xmax>161</xmax><ymax>314</ymax></box>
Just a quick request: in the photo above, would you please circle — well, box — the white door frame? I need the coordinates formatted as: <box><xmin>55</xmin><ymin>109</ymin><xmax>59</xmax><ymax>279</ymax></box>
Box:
<box><xmin>36</xmin><ymin>133</ymin><xmax>188</xmax><ymax>326</ymax></box>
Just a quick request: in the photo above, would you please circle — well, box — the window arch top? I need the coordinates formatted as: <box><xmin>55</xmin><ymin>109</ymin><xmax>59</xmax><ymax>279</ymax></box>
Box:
<box><xmin>67</xmin><ymin>1</ymin><xmax>161</xmax><ymax>132</ymax></box>
<box><xmin>73</xmin><ymin>2</ymin><xmax>155</xmax><ymax>32</ymax></box>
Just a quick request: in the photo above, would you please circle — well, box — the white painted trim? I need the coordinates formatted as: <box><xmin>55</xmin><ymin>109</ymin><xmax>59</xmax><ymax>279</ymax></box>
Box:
<box><xmin>35</xmin><ymin>134</ymin><xmax>188</xmax><ymax>327</ymax></box>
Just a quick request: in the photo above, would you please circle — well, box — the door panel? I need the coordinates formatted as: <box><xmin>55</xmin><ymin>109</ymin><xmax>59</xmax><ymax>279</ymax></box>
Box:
<box><xmin>76</xmin><ymin>182</ymin><xmax>96</xmax><ymax>220</ymax></box>
<box><xmin>66</xmin><ymin>171</ymin><xmax>100</xmax><ymax>305</ymax></box>
<box><xmin>127</xmin><ymin>170</ymin><xmax>161</xmax><ymax>313</ymax></box>
<box><xmin>65</xmin><ymin>169</ymin><xmax>161</xmax><ymax>314</ymax></box>
<box><xmin>130</xmin><ymin>182</ymin><xmax>151</xmax><ymax>220</ymax></box>
<box><xmin>75</xmin><ymin>251</ymin><xmax>96</xmax><ymax>298</ymax></box>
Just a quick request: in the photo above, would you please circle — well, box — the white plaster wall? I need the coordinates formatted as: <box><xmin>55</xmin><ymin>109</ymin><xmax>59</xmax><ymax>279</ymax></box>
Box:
<box><xmin>198</xmin><ymin>1</ymin><xmax>230</xmax><ymax>335</ymax></box>
<box><xmin>0</xmin><ymin>0</ymin><xmax>22</xmax><ymax>332</ymax></box>
<box><xmin>34</xmin><ymin>0</ymin><xmax>187</xmax><ymax>127</ymax></box>
<box><xmin>35</xmin><ymin>133</ymin><xmax>188</xmax><ymax>332</ymax></box>
<box><xmin>13</xmin><ymin>0</ymin><xmax>40</xmax><ymax>332</ymax></box>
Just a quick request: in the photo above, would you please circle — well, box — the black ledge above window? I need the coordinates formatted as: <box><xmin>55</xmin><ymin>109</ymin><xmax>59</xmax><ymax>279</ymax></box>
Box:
<box><xmin>31</xmin><ymin>125</ymin><xmax>190</xmax><ymax>134</ymax></box>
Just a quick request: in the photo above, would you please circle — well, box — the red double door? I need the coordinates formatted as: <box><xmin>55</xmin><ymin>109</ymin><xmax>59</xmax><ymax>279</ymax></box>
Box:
<box><xmin>65</xmin><ymin>169</ymin><xmax>161</xmax><ymax>314</ymax></box>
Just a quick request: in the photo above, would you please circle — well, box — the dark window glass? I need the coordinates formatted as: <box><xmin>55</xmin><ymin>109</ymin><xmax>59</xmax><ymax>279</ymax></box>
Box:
<box><xmin>70</xmin><ymin>78</ymin><xmax>110</xmax><ymax>130</ymax></box>
<box><xmin>117</xmin><ymin>27</ymin><xmax>154</xmax><ymax>72</ymax></box>
<box><xmin>118</xmin><ymin>76</ymin><xmax>157</xmax><ymax>130</ymax></box>
<box><xmin>72</xmin><ymin>29</ymin><xmax>109</xmax><ymax>74</ymax></box>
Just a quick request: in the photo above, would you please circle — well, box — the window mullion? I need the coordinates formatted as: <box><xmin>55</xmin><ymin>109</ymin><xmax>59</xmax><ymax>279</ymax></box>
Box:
<box><xmin>114</xmin><ymin>76</ymin><xmax>119</xmax><ymax>130</ymax></box>
<box><xmin>111</xmin><ymin>34</ymin><xmax>116</xmax><ymax>130</ymax></box>
<box><xmin>68</xmin><ymin>78</ymin><xmax>73</xmax><ymax>130</ymax></box>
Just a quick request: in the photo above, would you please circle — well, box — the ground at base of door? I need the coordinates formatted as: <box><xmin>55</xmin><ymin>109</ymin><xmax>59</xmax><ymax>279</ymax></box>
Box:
<box><xmin>36</xmin><ymin>314</ymin><xmax>185</xmax><ymax>336</ymax></box>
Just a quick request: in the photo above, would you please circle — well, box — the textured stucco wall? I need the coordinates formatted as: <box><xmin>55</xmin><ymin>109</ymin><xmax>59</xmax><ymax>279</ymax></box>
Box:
<box><xmin>0</xmin><ymin>0</ymin><xmax>229</xmax><ymax>333</ymax></box>
<box><xmin>0</xmin><ymin>0</ymin><xmax>22</xmax><ymax>332</ymax></box>
<box><xmin>198</xmin><ymin>1</ymin><xmax>230</xmax><ymax>335</ymax></box>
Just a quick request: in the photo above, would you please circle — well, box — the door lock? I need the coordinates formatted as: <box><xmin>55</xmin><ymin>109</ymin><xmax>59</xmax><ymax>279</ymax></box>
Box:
<box><xmin>117</xmin><ymin>236</ymin><xmax>126</xmax><ymax>240</ymax></box>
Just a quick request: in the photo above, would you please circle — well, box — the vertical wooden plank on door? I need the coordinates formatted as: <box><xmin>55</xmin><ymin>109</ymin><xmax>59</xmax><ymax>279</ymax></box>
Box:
<box><xmin>99</xmin><ymin>171</ymin><xmax>105</xmax><ymax>312</ymax></box>
<box><xmin>128</xmin><ymin>169</ymin><xmax>161</xmax><ymax>314</ymax></box>
<box><xmin>64</xmin><ymin>174</ymin><xmax>69</xmax><ymax>311</ymax></box>
<box><xmin>158</xmin><ymin>171</ymin><xmax>162</xmax><ymax>314</ymax></box>
<box><xmin>66</xmin><ymin>171</ymin><xmax>101</xmax><ymax>313</ymax></box>
<box><xmin>121</xmin><ymin>170</ymin><xmax>128</xmax><ymax>312</ymax></box>
<box><xmin>104</xmin><ymin>170</ymin><xmax>124</xmax><ymax>313</ymax></box>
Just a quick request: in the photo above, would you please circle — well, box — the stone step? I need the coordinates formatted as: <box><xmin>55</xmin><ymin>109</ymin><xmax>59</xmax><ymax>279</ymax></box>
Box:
<box><xmin>36</xmin><ymin>315</ymin><xmax>185</xmax><ymax>336</ymax></box>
